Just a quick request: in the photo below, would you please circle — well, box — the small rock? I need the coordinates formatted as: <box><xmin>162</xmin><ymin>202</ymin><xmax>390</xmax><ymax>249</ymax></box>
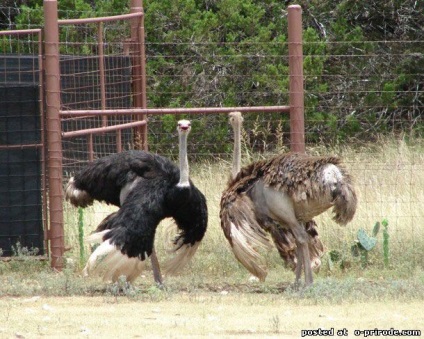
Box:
<box><xmin>248</xmin><ymin>276</ymin><xmax>259</xmax><ymax>283</ymax></box>
<box><xmin>42</xmin><ymin>304</ymin><xmax>55</xmax><ymax>312</ymax></box>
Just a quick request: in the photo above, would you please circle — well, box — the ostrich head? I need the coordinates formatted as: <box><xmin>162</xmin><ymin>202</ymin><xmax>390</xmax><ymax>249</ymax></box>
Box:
<box><xmin>229</xmin><ymin>111</ymin><xmax>243</xmax><ymax>128</ymax></box>
<box><xmin>177</xmin><ymin>119</ymin><xmax>191</xmax><ymax>134</ymax></box>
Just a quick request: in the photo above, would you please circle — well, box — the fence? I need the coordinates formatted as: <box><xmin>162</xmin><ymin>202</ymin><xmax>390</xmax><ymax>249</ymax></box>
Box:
<box><xmin>0</xmin><ymin>29</ymin><xmax>47</xmax><ymax>257</ymax></box>
<box><xmin>1</xmin><ymin>2</ymin><xmax>422</xmax><ymax>272</ymax></box>
<box><xmin>1</xmin><ymin>2</ymin><xmax>306</xmax><ymax>269</ymax></box>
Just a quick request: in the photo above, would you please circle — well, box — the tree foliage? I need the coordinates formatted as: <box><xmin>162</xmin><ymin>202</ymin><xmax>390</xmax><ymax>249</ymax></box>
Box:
<box><xmin>2</xmin><ymin>0</ymin><xmax>423</xmax><ymax>153</ymax></box>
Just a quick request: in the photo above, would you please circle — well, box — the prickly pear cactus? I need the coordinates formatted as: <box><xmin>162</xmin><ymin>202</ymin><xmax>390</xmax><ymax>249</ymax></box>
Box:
<box><xmin>372</xmin><ymin>221</ymin><xmax>380</xmax><ymax>237</ymax></box>
<box><xmin>357</xmin><ymin>228</ymin><xmax>377</xmax><ymax>251</ymax></box>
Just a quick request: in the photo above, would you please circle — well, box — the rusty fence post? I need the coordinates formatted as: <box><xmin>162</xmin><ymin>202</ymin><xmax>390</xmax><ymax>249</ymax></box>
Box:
<box><xmin>139</xmin><ymin>3</ymin><xmax>148</xmax><ymax>151</ymax></box>
<box><xmin>288</xmin><ymin>5</ymin><xmax>305</xmax><ymax>153</ymax></box>
<box><xmin>43</xmin><ymin>0</ymin><xmax>64</xmax><ymax>271</ymax></box>
<box><xmin>130</xmin><ymin>0</ymin><xmax>148</xmax><ymax>151</ymax></box>
<box><xmin>98</xmin><ymin>21</ymin><xmax>107</xmax><ymax>128</ymax></box>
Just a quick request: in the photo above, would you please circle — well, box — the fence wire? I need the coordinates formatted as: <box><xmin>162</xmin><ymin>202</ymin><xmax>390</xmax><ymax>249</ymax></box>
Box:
<box><xmin>0</xmin><ymin>10</ymin><xmax>423</xmax><ymax>269</ymax></box>
<box><xmin>0</xmin><ymin>28</ymin><xmax>45</xmax><ymax>256</ymax></box>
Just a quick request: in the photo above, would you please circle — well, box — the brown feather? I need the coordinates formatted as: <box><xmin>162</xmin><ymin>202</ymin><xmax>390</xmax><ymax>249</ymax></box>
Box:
<box><xmin>220</xmin><ymin>151</ymin><xmax>357</xmax><ymax>283</ymax></box>
<box><xmin>220</xmin><ymin>191</ymin><xmax>272</xmax><ymax>281</ymax></box>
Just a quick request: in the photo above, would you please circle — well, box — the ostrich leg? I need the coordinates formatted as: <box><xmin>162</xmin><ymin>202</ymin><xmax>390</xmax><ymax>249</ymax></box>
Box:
<box><xmin>150</xmin><ymin>249</ymin><xmax>163</xmax><ymax>286</ymax></box>
<box><xmin>292</xmin><ymin>228</ymin><xmax>313</xmax><ymax>286</ymax></box>
<box><xmin>261</xmin><ymin>185</ymin><xmax>314</xmax><ymax>286</ymax></box>
<box><xmin>294</xmin><ymin>242</ymin><xmax>304</xmax><ymax>282</ymax></box>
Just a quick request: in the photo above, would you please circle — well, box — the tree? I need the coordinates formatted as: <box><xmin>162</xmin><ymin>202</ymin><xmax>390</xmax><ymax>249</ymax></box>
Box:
<box><xmin>4</xmin><ymin>0</ymin><xmax>423</xmax><ymax>152</ymax></box>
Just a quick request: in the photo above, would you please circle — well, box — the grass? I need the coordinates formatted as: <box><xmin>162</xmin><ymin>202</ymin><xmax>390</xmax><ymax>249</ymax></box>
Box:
<box><xmin>1</xmin><ymin>137</ymin><xmax>424</xmax><ymax>301</ymax></box>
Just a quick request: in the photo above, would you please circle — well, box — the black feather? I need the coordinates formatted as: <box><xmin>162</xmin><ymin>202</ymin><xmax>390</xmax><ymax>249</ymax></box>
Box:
<box><xmin>71</xmin><ymin>150</ymin><xmax>178</xmax><ymax>207</ymax></box>
<box><xmin>171</xmin><ymin>185</ymin><xmax>208</xmax><ymax>248</ymax></box>
<box><xmin>71</xmin><ymin>150</ymin><xmax>208</xmax><ymax>262</ymax></box>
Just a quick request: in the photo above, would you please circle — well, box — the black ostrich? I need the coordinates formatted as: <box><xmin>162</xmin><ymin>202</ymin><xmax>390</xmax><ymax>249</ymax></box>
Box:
<box><xmin>65</xmin><ymin>120</ymin><xmax>208</xmax><ymax>283</ymax></box>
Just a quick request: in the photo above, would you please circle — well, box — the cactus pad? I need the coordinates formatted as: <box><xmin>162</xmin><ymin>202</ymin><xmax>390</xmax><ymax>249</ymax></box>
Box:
<box><xmin>357</xmin><ymin>228</ymin><xmax>377</xmax><ymax>251</ymax></box>
<box><xmin>372</xmin><ymin>221</ymin><xmax>380</xmax><ymax>237</ymax></box>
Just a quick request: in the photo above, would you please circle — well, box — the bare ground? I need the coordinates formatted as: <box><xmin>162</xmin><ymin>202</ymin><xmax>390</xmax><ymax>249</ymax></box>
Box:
<box><xmin>1</xmin><ymin>293</ymin><xmax>423</xmax><ymax>338</ymax></box>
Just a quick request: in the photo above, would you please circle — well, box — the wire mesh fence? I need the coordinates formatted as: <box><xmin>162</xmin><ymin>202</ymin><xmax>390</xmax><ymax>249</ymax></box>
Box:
<box><xmin>57</xmin><ymin>32</ymin><xmax>423</xmax><ymax>270</ymax></box>
<box><xmin>0</xmin><ymin>28</ymin><xmax>45</xmax><ymax>256</ymax></box>
<box><xmin>0</xmin><ymin>4</ymin><xmax>423</xmax><ymax>272</ymax></box>
<box><xmin>56</xmin><ymin>14</ymin><xmax>145</xmax><ymax>175</ymax></box>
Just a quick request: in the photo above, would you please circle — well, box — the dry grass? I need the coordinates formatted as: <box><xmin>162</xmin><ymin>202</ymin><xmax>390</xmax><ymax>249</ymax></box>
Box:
<box><xmin>61</xmin><ymin>138</ymin><xmax>424</xmax><ymax>283</ymax></box>
<box><xmin>2</xmin><ymin>138</ymin><xmax>424</xmax><ymax>337</ymax></box>
<box><xmin>186</xmin><ymin>138</ymin><xmax>424</xmax><ymax>279</ymax></box>
<box><xmin>0</xmin><ymin>138</ymin><xmax>423</xmax><ymax>338</ymax></box>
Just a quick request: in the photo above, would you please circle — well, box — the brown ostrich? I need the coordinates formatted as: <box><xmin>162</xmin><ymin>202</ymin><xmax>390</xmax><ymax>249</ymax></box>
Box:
<box><xmin>221</xmin><ymin>114</ymin><xmax>356</xmax><ymax>286</ymax></box>
<box><xmin>227</xmin><ymin>112</ymin><xmax>324</xmax><ymax>274</ymax></box>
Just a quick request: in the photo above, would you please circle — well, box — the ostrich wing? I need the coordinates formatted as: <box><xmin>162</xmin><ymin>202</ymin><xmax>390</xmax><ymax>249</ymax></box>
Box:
<box><xmin>83</xmin><ymin>177</ymin><xmax>170</xmax><ymax>282</ymax></box>
<box><xmin>102</xmin><ymin>176</ymin><xmax>170</xmax><ymax>259</ymax></box>
<box><xmin>161</xmin><ymin>182</ymin><xmax>209</xmax><ymax>276</ymax></box>
<box><xmin>261</xmin><ymin>153</ymin><xmax>357</xmax><ymax>224</ymax></box>
<box><xmin>220</xmin><ymin>187</ymin><xmax>272</xmax><ymax>281</ymax></box>
<box><xmin>67</xmin><ymin>150</ymin><xmax>178</xmax><ymax>207</ymax></box>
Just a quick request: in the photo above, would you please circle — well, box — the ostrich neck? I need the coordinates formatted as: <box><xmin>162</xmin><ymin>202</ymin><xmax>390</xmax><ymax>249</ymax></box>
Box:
<box><xmin>177</xmin><ymin>132</ymin><xmax>190</xmax><ymax>187</ymax></box>
<box><xmin>232</xmin><ymin>122</ymin><xmax>241</xmax><ymax>179</ymax></box>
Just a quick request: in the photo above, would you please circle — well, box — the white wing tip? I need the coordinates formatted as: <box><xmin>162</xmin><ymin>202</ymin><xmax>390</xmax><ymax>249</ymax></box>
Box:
<box><xmin>229</xmin><ymin>221</ymin><xmax>271</xmax><ymax>282</ymax></box>
<box><xmin>85</xmin><ymin>230</ymin><xmax>110</xmax><ymax>244</ymax></box>
<box><xmin>162</xmin><ymin>241</ymin><xmax>201</xmax><ymax>276</ymax></box>
<box><xmin>65</xmin><ymin>177</ymin><xmax>94</xmax><ymax>207</ymax></box>
<box><xmin>83</xmin><ymin>238</ymin><xmax>146</xmax><ymax>283</ymax></box>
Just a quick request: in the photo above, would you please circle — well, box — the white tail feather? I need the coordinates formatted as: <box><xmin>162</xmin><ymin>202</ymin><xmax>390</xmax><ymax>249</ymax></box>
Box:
<box><xmin>162</xmin><ymin>241</ymin><xmax>200</xmax><ymax>276</ymax></box>
<box><xmin>109</xmin><ymin>256</ymin><xmax>146</xmax><ymax>283</ymax></box>
<box><xmin>125</xmin><ymin>260</ymin><xmax>146</xmax><ymax>282</ymax></box>
<box><xmin>159</xmin><ymin>221</ymin><xmax>201</xmax><ymax>275</ymax></box>
<box><xmin>82</xmin><ymin>239</ymin><xmax>115</xmax><ymax>277</ymax></box>
<box><xmin>230</xmin><ymin>221</ymin><xmax>272</xmax><ymax>281</ymax></box>
<box><xmin>101</xmin><ymin>250</ymin><xmax>129</xmax><ymax>281</ymax></box>
<box><xmin>162</xmin><ymin>221</ymin><xmax>179</xmax><ymax>253</ymax></box>
<box><xmin>83</xmin><ymin>231</ymin><xmax>146</xmax><ymax>283</ymax></box>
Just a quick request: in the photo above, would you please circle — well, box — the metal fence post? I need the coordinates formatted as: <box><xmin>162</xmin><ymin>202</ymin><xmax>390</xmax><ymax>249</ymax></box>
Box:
<box><xmin>288</xmin><ymin>5</ymin><xmax>305</xmax><ymax>153</ymax></box>
<box><xmin>131</xmin><ymin>0</ymin><xmax>148</xmax><ymax>151</ymax></box>
<box><xmin>43</xmin><ymin>0</ymin><xmax>64</xmax><ymax>271</ymax></box>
